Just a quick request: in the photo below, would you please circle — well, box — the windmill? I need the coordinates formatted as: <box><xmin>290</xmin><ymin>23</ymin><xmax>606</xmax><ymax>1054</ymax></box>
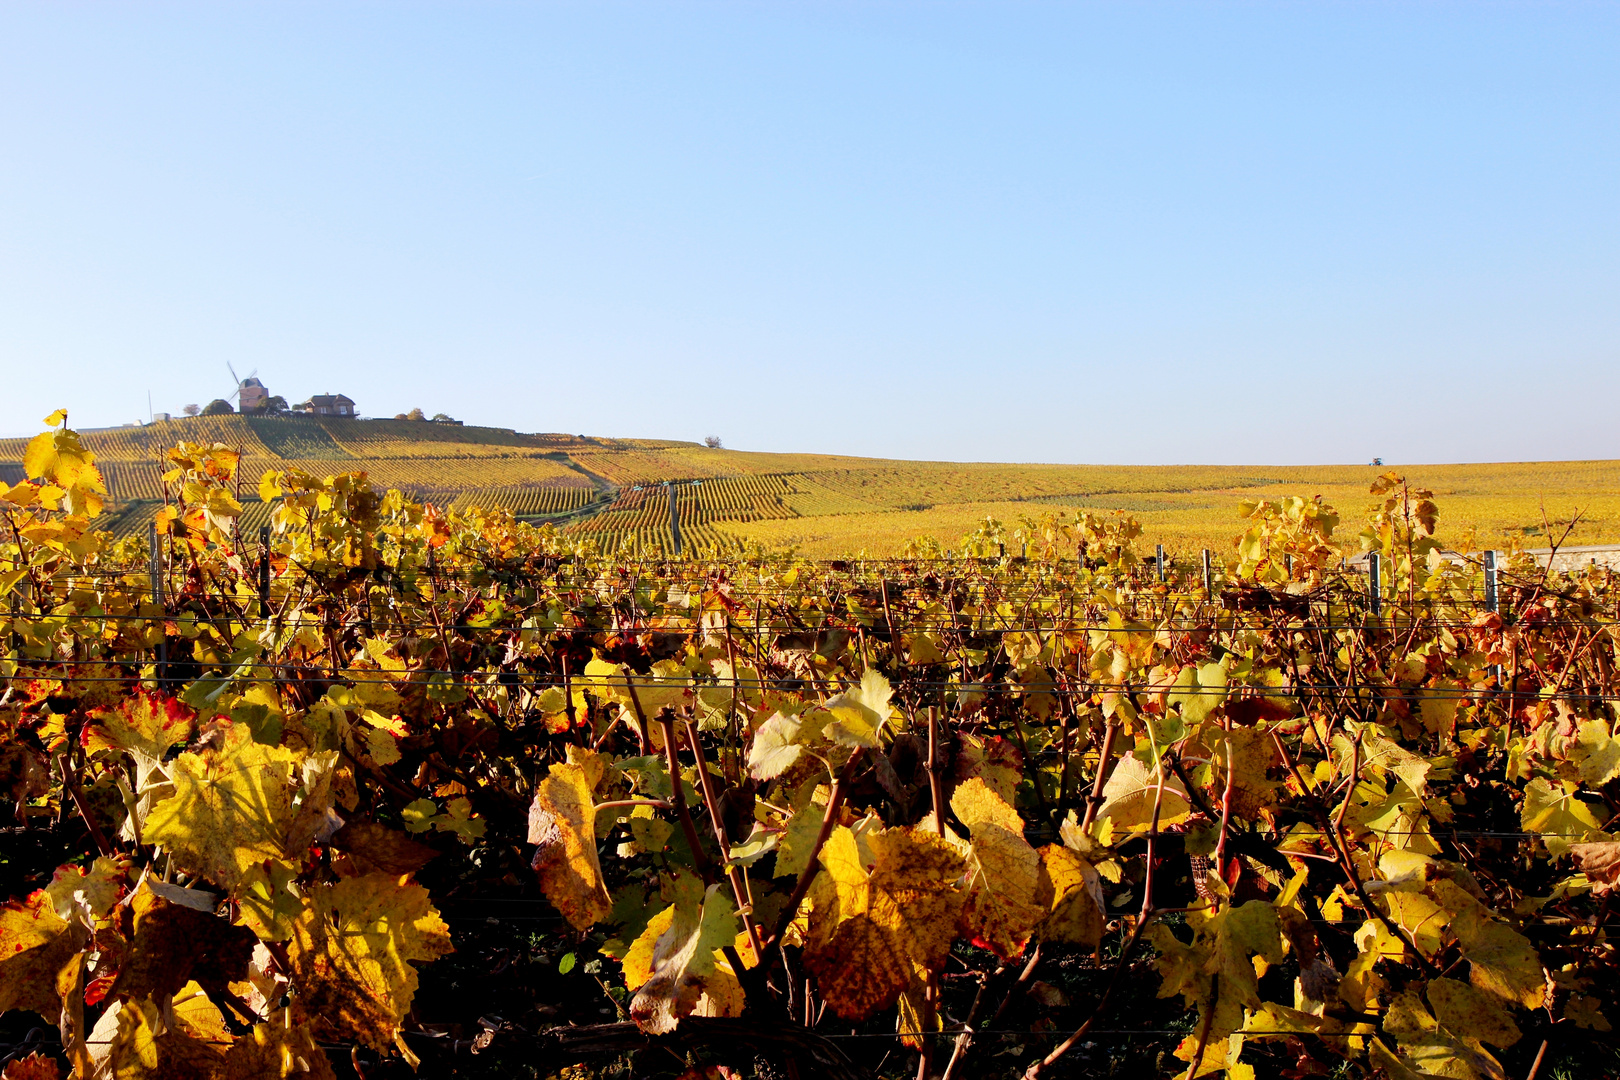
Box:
<box><xmin>226</xmin><ymin>364</ymin><xmax>267</xmax><ymax>413</ymax></box>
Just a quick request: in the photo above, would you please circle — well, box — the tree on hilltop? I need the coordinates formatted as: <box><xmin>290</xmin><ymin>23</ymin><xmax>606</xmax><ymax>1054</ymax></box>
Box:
<box><xmin>201</xmin><ymin>399</ymin><xmax>234</xmax><ymax>415</ymax></box>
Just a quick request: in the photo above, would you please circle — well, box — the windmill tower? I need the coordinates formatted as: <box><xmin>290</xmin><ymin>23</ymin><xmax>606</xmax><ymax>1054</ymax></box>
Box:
<box><xmin>227</xmin><ymin>364</ymin><xmax>268</xmax><ymax>413</ymax></box>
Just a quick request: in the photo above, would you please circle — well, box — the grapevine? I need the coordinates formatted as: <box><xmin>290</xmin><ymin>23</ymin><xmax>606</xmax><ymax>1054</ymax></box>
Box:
<box><xmin>0</xmin><ymin>413</ymin><xmax>1617</xmax><ymax>1079</ymax></box>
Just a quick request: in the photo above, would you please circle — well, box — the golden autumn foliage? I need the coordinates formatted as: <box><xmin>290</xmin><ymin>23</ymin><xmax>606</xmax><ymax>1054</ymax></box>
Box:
<box><xmin>528</xmin><ymin>754</ymin><xmax>614</xmax><ymax>930</ymax></box>
<box><xmin>802</xmin><ymin>827</ymin><xmax>966</xmax><ymax>1021</ymax></box>
<box><xmin>2</xmin><ymin>416</ymin><xmax>1619</xmax><ymax>1078</ymax></box>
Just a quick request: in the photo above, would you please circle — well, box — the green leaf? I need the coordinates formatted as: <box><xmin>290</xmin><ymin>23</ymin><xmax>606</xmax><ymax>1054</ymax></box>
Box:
<box><xmin>1168</xmin><ymin>662</ymin><xmax>1227</xmax><ymax>725</ymax></box>
<box><xmin>774</xmin><ymin>796</ymin><xmax>827</xmax><ymax>880</ymax></box>
<box><xmin>401</xmin><ymin>798</ymin><xmax>439</xmax><ymax>834</ymax></box>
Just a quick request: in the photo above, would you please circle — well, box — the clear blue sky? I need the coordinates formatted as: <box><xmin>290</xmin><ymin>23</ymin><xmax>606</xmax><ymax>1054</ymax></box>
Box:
<box><xmin>2</xmin><ymin>2</ymin><xmax>1617</xmax><ymax>464</ymax></box>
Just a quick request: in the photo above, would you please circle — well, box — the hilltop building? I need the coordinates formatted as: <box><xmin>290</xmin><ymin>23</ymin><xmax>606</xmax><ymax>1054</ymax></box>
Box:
<box><xmin>296</xmin><ymin>394</ymin><xmax>357</xmax><ymax>418</ymax></box>
<box><xmin>238</xmin><ymin>377</ymin><xmax>268</xmax><ymax>412</ymax></box>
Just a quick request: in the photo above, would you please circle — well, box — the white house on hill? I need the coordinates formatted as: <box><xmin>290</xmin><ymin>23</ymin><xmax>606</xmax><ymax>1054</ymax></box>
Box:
<box><xmin>298</xmin><ymin>394</ymin><xmax>357</xmax><ymax>417</ymax></box>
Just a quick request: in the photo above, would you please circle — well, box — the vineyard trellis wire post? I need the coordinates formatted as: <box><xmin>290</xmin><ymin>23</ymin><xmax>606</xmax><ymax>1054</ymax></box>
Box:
<box><xmin>258</xmin><ymin>524</ymin><xmax>271</xmax><ymax>618</ymax></box>
<box><xmin>1156</xmin><ymin>544</ymin><xmax>1166</xmax><ymax>582</ymax></box>
<box><xmin>1485</xmin><ymin>548</ymin><xmax>1499</xmax><ymax>612</ymax></box>
<box><xmin>1368</xmin><ymin>550</ymin><xmax>1381</xmax><ymax>617</ymax></box>
<box><xmin>148</xmin><ymin>520</ymin><xmax>165</xmax><ymax>689</ymax></box>
<box><xmin>1201</xmin><ymin>548</ymin><xmax>1212</xmax><ymax>597</ymax></box>
<box><xmin>667</xmin><ymin>480</ymin><xmax>682</xmax><ymax>556</ymax></box>
<box><xmin>1485</xmin><ymin>548</ymin><xmax>1501</xmax><ymax>684</ymax></box>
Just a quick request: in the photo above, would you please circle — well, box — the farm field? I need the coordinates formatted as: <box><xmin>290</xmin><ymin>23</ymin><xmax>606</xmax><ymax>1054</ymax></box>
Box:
<box><xmin>1</xmin><ymin>414</ymin><xmax>1614</xmax><ymax>556</ymax></box>
<box><xmin>717</xmin><ymin>462</ymin><xmax>1620</xmax><ymax>558</ymax></box>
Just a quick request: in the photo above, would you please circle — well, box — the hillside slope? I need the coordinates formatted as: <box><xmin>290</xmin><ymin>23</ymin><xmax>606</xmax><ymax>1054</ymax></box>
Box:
<box><xmin>1</xmin><ymin>414</ymin><xmax>1614</xmax><ymax>555</ymax></box>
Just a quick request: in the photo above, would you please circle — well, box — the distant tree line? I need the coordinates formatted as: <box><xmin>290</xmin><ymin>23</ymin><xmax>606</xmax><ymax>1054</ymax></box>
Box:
<box><xmin>196</xmin><ymin>396</ymin><xmax>290</xmax><ymax>417</ymax></box>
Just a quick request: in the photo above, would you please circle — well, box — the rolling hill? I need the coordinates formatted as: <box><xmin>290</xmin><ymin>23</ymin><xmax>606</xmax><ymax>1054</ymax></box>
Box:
<box><xmin>2</xmin><ymin>413</ymin><xmax>1614</xmax><ymax>557</ymax></box>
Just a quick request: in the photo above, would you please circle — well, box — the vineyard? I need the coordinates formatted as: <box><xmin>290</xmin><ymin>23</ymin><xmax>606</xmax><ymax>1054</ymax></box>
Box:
<box><xmin>444</xmin><ymin>486</ymin><xmax>600</xmax><ymax>517</ymax></box>
<box><xmin>0</xmin><ymin>417</ymin><xmax>604</xmax><ymax>544</ymax></box>
<box><xmin>1</xmin><ymin>415</ymin><xmax>1619</xmax><ymax>1080</ymax></box>
<box><xmin>4</xmin><ymin>414</ymin><xmax>1617</xmax><ymax>561</ymax></box>
<box><xmin>568</xmin><ymin>476</ymin><xmax>799</xmax><ymax>554</ymax></box>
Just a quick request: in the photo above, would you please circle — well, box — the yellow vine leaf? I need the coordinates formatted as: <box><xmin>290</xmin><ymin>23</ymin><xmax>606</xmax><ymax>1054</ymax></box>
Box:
<box><xmin>528</xmin><ymin>757</ymin><xmax>613</xmax><ymax>929</ymax></box>
<box><xmin>0</xmin><ymin>888</ymin><xmax>84</xmax><ymax>1023</ymax></box>
<box><xmin>1572</xmin><ymin>719</ymin><xmax>1620</xmax><ymax>786</ymax></box>
<box><xmin>219</xmin><ymin>1023</ymin><xmax>338</xmax><ymax>1079</ymax></box>
<box><xmin>1437</xmin><ymin>884</ymin><xmax>1546</xmax><ymax>1009</ymax></box>
<box><xmin>1520</xmin><ymin>777</ymin><xmax>1606</xmax><ymax>857</ymax></box>
<box><xmin>622</xmin><ymin>906</ymin><xmax>675</xmax><ymax>990</ymax></box>
<box><xmin>1426</xmin><ymin>978</ymin><xmax>1521</xmax><ymax>1048</ymax></box>
<box><xmin>1168</xmin><ymin>662</ymin><xmax>1227</xmax><ymax>726</ymax></box>
<box><xmin>1205</xmin><ymin>726</ymin><xmax>1280</xmax><ymax>815</ymax></box>
<box><xmin>90</xmin><ymin>982</ymin><xmax>230</xmax><ymax>1080</ymax></box>
<box><xmin>950</xmin><ymin>775</ymin><xmax>1023</xmax><ymax>834</ymax></box>
<box><xmin>1367</xmin><ymin>1038</ymin><xmax>1446</xmax><ymax>1080</ymax></box>
<box><xmin>802</xmin><ymin>825</ymin><xmax>965</xmax><ymax>1021</ymax></box>
<box><xmin>1034</xmin><ymin>844</ymin><xmax>1104</xmax><ymax>949</ymax></box>
<box><xmin>83</xmin><ymin>691</ymin><xmax>197</xmax><ymax>842</ymax></box>
<box><xmin>287</xmin><ymin>872</ymin><xmax>453</xmax><ymax>1052</ymax></box>
<box><xmin>1564</xmin><ymin>994</ymin><xmax>1612</xmax><ymax>1031</ymax></box>
<box><xmin>44</xmin><ymin>857</ymin><xmax>127</xmax><ymax>922</ymax></box>
<box><xmin>1383</xmin><ymin>986</ymin><xmax>1509</xmax><ymax>1080</ymax></box>
<box><xmin>1148</xmin><ymin>921</ymin><xmax>1206</xmax><ymax>1011</ymax></box>
<box><xmin>824</xmin><ymin>668</ymin><xmax>893</xmax><ymax>748</ymax></box>
<box><xmin>23</xmin><ymin>425</ymin><xmax>104</xmax><ymax>498</ymax></box>
<box><xmin>773</xmin><ymin>796</ymin><xmax>828</xmax><ymax>879</ymax></box>
<box><xmin>1152</xmin><ymin>900</ymin><xmax>1286</xmax><ymax>1055</ymax></box>
<box><xmin>1205</xmin><ymin>901</ymin><xmax>1286</xmax><ymax>1007</ymax></box>
<box><xmin>951</xmin><ymin>778</ymin><xmax>1044</xmax><ymax>959</ymax></box>
<box><xmin>83</xmin><ymin>690</ymin><xmax>196</xmax><ymax>763</ymax></box>
<box><xmin>1241</xmin><ymin>1001</ymin><xmax>1334</xmax><ymax>1045</ymax></box>
<box><xmin>747</xmin><ymin>711</ymin><xmax>806</xmax><ymax>781</ymax></box>
<box><xmin>626</xmin><ymin>870</ymin><xmax>742</xmax><ymax>1033</ymax></box>
<box><xmin>143</xmin><ymin>723</ymin><xmax>305</xmax><ymax>892</ymax></box>
<box><xmin>1381</xmin><ymin>890</ymin><xmax>1448</xmax><ymax>960</ymax></box>
<box><xmin>957</xmin><ymin>733</ymin><xmax>1023</xmax><ymax>804</ymax></box>
<box><xmin>236</xmin><ymin>861</ymin><xmax>303</xmax><ymax>943</ymax></box>
<box><xmin>1098</xmin><ymin>752</ymin><xmax>1190</xmax><ymax>832</ymax></box>
<box><xmin>895</xmin><ymin>963</ymin><xmax>939</xmax><ymax>1050</ymax></box>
